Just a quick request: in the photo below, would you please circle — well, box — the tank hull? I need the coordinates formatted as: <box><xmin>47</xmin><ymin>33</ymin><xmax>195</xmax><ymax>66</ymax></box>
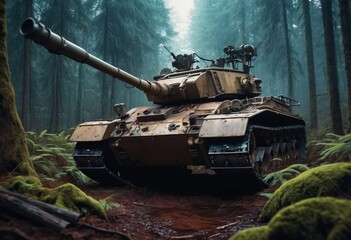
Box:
<box><xmin>71</xmin><ymin>96</ymin><xmax>305</xmax><ymax>187</ymax></box>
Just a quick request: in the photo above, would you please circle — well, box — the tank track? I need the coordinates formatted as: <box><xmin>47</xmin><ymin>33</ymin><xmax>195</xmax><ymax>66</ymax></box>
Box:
<box><xmin>73</xmin><ymin>142</ymin><xmax>128</xmax><ymax>186</ymax></box>
<box><xmin>72</xmin><ymin>124</ymin><xmax>305</xmax><ymax>188</ymax></box>
<box><xmin>207</xmin><ymin>124</ymin><xmax>306</xmax><ymax>183</ymax></box>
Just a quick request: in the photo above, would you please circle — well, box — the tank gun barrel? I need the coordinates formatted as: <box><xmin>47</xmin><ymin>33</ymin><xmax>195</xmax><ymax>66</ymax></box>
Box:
<box><xmin>20</xmin><ymin>18</ymin><xmax>169</xmax><ymax>97</ymax></box>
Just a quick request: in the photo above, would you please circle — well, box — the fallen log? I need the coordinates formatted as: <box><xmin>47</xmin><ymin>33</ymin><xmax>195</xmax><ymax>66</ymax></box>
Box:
<box><xmin>0</xmin><ymin>192</ymin><xmax>70</xmax><ymax>230</ymax></box>
<box><xmin>0</xmin><ymin>187</ymin><xmax>134</xmax><ymax>240</ymax></box>
<box><xmin>0</xmin><ymin>186</ymin><xmax>80</xmax><ymax>224</ymax></box>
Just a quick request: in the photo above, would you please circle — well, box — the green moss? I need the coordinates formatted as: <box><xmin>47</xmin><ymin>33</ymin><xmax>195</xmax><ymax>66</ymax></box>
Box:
<box><xmin>1</xmin><ymin>176</ymin><xmax>43</xmax><ymax>192</ymax></box>
<box><xmin>260</xmin><ymin>162</ymin><xmax>351</xmax><ymax>222</ymax></box>
<box><xmin>268</xmin><ymin>197</ymin><xmax>351</xmax><ymax>240</ymax></box>
<box><xmin>263</xmin><ymin>164</ymin><xmax>309</xmax><ymax>187</ymax></box>
<box><xmin>230</xmin><ymin>197</ymin><xmax>351</xmax><ymax>240</ymax></box>
<box><xmin>44</xmin><ymin>183</ymin><xmax>106</xmax><ymax>219</ymax></box>
<box><xmin>229</xmin><ymin>226</ymin><xmax>268</xmax><ymax>240</ymax></box>
<box><xmin>1</xmin><ymin>176</ymin><xmax>106</xmax><ymax>219</ymax></box>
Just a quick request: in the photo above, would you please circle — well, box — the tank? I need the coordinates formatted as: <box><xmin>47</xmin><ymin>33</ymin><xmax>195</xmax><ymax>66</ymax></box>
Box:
<box><xmin>21</xmin><ymin>18</ymin><xmax>306</xmax><ymax>188</ymax></box>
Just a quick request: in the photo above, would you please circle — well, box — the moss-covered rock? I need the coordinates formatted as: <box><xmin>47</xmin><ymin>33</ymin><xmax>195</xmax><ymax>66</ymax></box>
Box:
<box><xmin>1</xmin><ymin>176</ymin><xmax>106</xmax><ymax>219</ymax></box>
<box><xmin>230</xmin><ymin>197</ymin><xmax>351</xmax><ymax>240</ymax></box>
<box><xmin>260</xmin><ymin>162</ymin><xmax>351</xmax><ymax>222</ymax></box>
<box><xmin>42</xmin><ymin>183</ymin><xmax>106</xmax><ymax>218</ymax></box>
<box><xmin>229</xmin><ymin>226</ymin><xmax>268</xmax><ymax>240</ymax></box>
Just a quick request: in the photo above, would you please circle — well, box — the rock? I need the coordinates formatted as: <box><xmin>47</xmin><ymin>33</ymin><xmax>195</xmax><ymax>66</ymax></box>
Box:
<box><xmin>230</xmin><ymin>197</ymin><xmax>351</xmax><ymax>240</ymax></box>
<box><xmin>260</xmin><ymin>162</ymin><xmax>351</xmax><ymax>222</ymax></box>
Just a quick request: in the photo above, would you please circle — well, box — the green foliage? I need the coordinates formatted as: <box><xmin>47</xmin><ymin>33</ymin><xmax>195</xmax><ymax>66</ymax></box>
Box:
<box><xmin>307</xmin><ymin>133</ymin><xmax>351</xmax><ymax>166</ymax></box>
<box><xmin>1</xmin><ymin>176</ymin><xmax>106</xmax><ymax>219</ymax></box>
<box><xmin>98</xmin><ymin>199</ymin><xmax>121</xmax><ymax>212</ymax></box>
<box><xmin>230</xmin><ymin>197</ymin><xmax>351</xmax><ymax>240</ymax></box>
<box><xmin>26</xmin><ymin>129</ymin><xmax>90</xmax><ymax>183</ymax></box>
<box><xmin>318</xmin><ymin>133</ymin><xmax>351</xmax><ymax>162</ymax></box>
<box><xmin>263</xmin><ymin>164</ymin><xmax>309</xmax><ymax>187</ymax></box>
<box><xmin>259</xmin><ymin>193</ymin><xmax>273</xmax><ymax>199</ymax></box>
<box><xmin>260</xmin><ymin>162</ymin><xmax>351</xmax><ymax>222</ymax></box>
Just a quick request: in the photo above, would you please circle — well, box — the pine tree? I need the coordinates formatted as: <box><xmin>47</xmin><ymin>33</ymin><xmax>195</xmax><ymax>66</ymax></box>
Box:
<box><xmin>338</xmin><ymin>0</ymin><xmax>351</xmax><ymax>132</ymax></box>
<box><xmin>320</xmin><ymin>0</ymin><xmax>344</xmax><ymax>134</ymax></box>
<box><xmin>302</xmin><ymin>0</ymin><xmax>318</xmax><ymax>130</ymax></box>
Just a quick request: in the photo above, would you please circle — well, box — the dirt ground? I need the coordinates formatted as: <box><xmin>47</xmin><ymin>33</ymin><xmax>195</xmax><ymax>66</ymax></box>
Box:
<box><xmin>0</xmin><ymin>181</ymin><xmax>272</xmax><ymax>240</ymax></box>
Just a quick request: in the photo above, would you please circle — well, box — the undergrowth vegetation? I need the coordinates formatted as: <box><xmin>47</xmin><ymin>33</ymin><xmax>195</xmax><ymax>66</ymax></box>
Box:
<box><xmin>306</xmin><ymin>132</ymin><xmax>351</xmax><ymax>166</ymax></box>
<box><xmin>263</xmin><ymin>164</ymin><xmax>309</xmax><ymax>187</ymax></box>
<box><xmin>26</xmin><ymin>129</ymin><xmax>90</xmax><ymax>183</ymax></box>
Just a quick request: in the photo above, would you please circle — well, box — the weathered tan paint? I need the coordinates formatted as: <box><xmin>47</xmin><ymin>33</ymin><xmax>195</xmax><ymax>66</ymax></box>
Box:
<box><xmin>70</xmin><ymin>121</ymin><xmax>117</xmax><ymax>141</ymax></box>
<box><xmin>199</xmin><ymin>117</ymin><xmax>249</xmax><ymax>138</ymax></box>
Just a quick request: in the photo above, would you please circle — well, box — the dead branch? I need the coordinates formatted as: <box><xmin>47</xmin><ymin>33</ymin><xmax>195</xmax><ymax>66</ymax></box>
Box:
<box><xmin>78</xmin><ymin>223</ymin><xmax>133</xmax><ymax>240</ymax></box>
<box><xmin>216</xmin><ymin>220</ymin><xmax>239</xmax><ymax>230</ymax></box>
<box><xmin>170</xmin><ymin>234</ymin><xmax>195</xmax><ymax>239</ymax></box>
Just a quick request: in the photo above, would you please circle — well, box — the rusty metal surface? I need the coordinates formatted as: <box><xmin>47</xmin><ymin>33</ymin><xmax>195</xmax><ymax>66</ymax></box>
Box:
<box><xmin>70</xmin><ymin>121</ymin><xmax>117</xmax><ymax>141</ymax></box>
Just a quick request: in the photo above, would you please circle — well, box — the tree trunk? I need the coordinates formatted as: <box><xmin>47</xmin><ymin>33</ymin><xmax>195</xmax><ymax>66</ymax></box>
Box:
<box><xmin>110</xmin><ymin>54</ymin><xmax>117</xmax><ymax>117</ymax></box>
<box><xmin>0</xmin><ymin>0</ymin><xmax>36</xmax><ymax>176</ymax></box>
<box><xmin>321</xmin><ymin>0</ymin><xmax>344</xmax><ymax>134</ymax></box>
<box><xmin>76</xmin><ymin>63</ymin><xmax>83</xmax><ymax>124</ymax></box>
<box><xmin>50</xmin><ymin>0</ymin><xmax>65</xmax><ymax>132</ymax></box>
<box><xmin>50</xmin><ymin>56</ymin><xmax>60</xmax><ymax>132</ymax></box>
<box><xmin>302</xmin><ymin>0</ymin><xmax>318</xmax><ymax>130</ymax></box>
<box><xmin>21</xmin><ymin>0</ymin><xmax>33</xmax><ymax>131</ymax></box>
<box><xmin>240</xmin><ymin>0</ymin><xmax>246</xmax><ymax>43</ymax></box>
<box><xmin>339</xmin><ymin>0</ymin><xmax>351</xmax><ymax>133</ymax></box>
<box><xmin>282</xmin><ymin>0</ymin><xmax>294</xmax><ymax>98</ymax></box>
<box><xmin>101</xmin><ymin>0</ymin><xmax>110</xmax><ymax>119</ymax></box>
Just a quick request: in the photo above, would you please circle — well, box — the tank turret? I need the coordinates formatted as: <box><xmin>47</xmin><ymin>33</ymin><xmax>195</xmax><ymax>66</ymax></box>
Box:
<box><xmin>20</xmin><ymin>18</ymin><xmax>262</xmax><ymax>105</ymax></box>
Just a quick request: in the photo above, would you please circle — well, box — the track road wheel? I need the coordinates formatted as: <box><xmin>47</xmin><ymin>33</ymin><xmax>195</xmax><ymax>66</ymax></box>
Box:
<box><xmin>249</xmin><ymin>133</ymin><xmax>263</xmax><ymax>178</ymax></box>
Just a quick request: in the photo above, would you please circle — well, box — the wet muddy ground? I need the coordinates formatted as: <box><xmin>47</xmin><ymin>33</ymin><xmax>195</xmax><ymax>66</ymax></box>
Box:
<box><xmin>0</xmin><ymin>183</ymin><xmax>271</xmax><ymax>240</ymax></box>
<box><xmin>84</xmin><ymin>185</ymin><xmax>269</xmax><ymax>239</ymax></box>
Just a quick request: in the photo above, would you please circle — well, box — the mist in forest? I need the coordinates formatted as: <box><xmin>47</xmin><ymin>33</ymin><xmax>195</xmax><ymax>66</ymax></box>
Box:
<box><xmin>6</xmin><ymin>0</ymin><xmax>351</xmax><ymax>134</ymax></box>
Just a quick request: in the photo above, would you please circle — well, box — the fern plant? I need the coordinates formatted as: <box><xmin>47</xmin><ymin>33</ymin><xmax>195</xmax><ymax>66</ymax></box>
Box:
<box><xmin>26</xmin><ymin>129</ymin><xmax>90</xmax><ymax>183</ymax></box>
<box><xmin>307</xmin><ymin>133</ymin><xmax>351</xmax><ymax>166</ymax></box>
<box><xmin>318</xmin><ymin>133</ymin><xmax>351</xmax><ymax>162</ymax></box>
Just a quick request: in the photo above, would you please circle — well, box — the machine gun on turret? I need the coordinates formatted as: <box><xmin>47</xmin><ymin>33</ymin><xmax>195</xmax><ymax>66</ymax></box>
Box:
<box><xmin>163</xmin><ymin>46</ymin><xmax>196</xmax><ymax>71</ymax></box>
<box><xmin>222</xmin><ymin>44</ymin><xmax>257</xmax><ymax>73</ymax></box>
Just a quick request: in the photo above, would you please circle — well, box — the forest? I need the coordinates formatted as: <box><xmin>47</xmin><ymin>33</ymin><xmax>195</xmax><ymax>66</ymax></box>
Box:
<box><xmin>6</xmin><ymin>0</ymin><xmax>351</xmax><ymax>135</ymax></box>
<box><xmin>2</xmin><ymin>0</ymin><xmax>351</xmax><ymax>239</ymax></box>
